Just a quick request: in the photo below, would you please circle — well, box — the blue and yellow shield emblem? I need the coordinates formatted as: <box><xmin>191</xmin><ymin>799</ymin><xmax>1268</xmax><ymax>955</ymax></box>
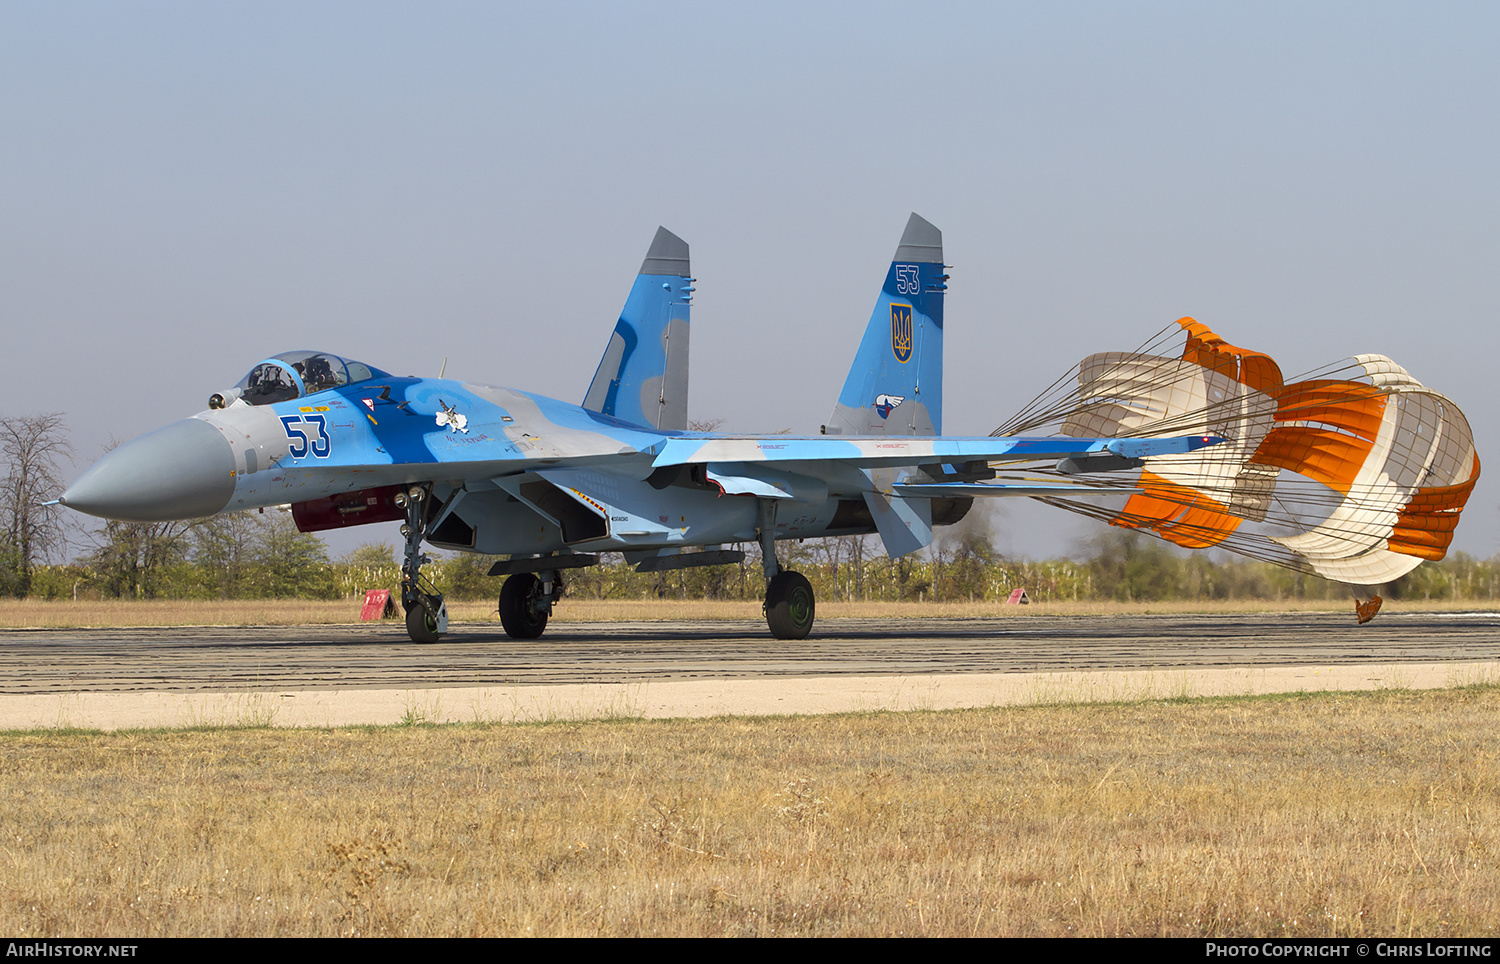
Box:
<box><xmin>891</xmin><ymin>304</ymin><xmax>913</xmax><ymax>363</ymax></box>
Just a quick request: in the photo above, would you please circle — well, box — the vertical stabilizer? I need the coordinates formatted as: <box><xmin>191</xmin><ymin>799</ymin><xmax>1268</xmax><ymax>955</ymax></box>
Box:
<box><xmin>824</xmin><ymin>213</ymin><xmax>947</xmax><ymax>437</ymax></box>
<box><xmin>582</xmin><ymin>227</ymin><xmax>693</xmax><ymax>430</ymax></box>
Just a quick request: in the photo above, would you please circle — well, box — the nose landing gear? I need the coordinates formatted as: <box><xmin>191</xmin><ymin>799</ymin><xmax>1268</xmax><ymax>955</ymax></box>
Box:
<box><xmin>397</xmin><ymin>485</ymin><xmax>447</xmax><ymax>644</ymax></box>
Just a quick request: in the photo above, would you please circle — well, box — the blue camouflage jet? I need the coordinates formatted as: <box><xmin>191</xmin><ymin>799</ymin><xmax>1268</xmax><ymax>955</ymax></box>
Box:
<box><xmin>61</xmin><ymin>215</ymin><xmax>1218</xmax><ymax>642</ymax></box>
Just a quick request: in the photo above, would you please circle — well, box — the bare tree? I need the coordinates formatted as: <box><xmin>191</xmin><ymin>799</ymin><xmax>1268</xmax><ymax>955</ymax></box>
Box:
<box><xmin>0</xmin><ymin>414</ymin><xmax>73</xmax><ymax>596</ymax></box>
<box><xmin>193</xmin><ymin>511</ymin><xmax>265</xmax><ymax>599</ymax></box>
<box><xmin>87</xmin><ymin>518</ymin><xmax>197</xmax><ymax>599</ymax></box>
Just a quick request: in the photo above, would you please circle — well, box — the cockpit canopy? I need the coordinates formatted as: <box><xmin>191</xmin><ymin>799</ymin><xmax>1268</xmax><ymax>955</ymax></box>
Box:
<box><xmin>233</xmin><ymin>352</ymin><xmax>390</xmax><ymax>406</ymax></box>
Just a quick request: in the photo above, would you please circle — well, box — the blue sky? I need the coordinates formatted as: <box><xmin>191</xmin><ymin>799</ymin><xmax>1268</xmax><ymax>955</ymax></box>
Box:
<box><xmin>3</xmin><ymin>2</ymin><xmax>1496</xmax><ymax>561</ymax></box>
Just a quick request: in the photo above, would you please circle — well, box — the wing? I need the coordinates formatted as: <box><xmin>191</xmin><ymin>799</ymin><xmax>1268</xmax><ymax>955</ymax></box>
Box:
<box><xmin>650</xmin><ymin>432</ymin><xmax>1222</xmax><ymax>560</ymax></box>
<box><xmin>652</xmin><ymin>433</ymin><xmax>1219</xmax><ymax>470</ymax></box>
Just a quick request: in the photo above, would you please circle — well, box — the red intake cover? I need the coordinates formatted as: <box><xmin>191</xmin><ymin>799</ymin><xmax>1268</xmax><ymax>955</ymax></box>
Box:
<box><xmin>291</xmin><ymin>485</ymin><xmax>406</xmax><ymax>532</ymax></box>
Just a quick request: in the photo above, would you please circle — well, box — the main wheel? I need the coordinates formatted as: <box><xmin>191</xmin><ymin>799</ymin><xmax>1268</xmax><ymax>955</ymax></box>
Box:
<box><xmin>765</xmin><ymin>570</ymin><xmax>815</xmax><ymax>640</ymax></box>
<box><xmin>499</xmin><ymin>572</ymin><xmax>549</xmax><ymax>639</ymax></box>
<box><xmin>405</xmin><ymin>602</ymin><xmax>442</xmax><ymax>644</ymax></box>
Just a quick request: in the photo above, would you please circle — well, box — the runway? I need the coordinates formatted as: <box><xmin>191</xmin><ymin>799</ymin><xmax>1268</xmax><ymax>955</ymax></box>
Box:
<box><xmin>3</xmin><ymin>610</ymin><xmax>1497</xmax><ymax>695</ymax></box>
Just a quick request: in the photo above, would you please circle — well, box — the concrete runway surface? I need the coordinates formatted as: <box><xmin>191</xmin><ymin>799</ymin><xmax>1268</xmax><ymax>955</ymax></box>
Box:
<box><xmin>1</xmin><ymin>611</ymin><xmax>1497</xmax><ymax>729</ymax></box>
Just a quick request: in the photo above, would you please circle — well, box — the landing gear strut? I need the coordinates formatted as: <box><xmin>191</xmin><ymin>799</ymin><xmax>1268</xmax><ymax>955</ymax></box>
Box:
<box><xmin>499</xmin><ymin>570</ymin><xmax>563</xmax><ymax>639</ymax></box>
<box><xmin>759</xmin><ymin>499</ymin><xmax>814</xmax><ymax>639</ymax></box>
<box><xmin>398</xmin><ymin>484</ymin><xmax>447</xmax><ymax>644</ymax></box>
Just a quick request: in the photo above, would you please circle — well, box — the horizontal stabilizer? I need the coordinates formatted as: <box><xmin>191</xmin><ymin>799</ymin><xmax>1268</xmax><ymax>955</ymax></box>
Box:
<box><xmin>864</xmin><ymin>490</ymin><xmax>933</xmax><ymax>558</ymax></box>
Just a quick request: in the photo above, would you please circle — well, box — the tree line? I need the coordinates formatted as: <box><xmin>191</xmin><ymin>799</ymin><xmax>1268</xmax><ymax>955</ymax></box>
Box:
<box><xmin>5</xmin><ymin>412</ymin><xmax>1498</xmax><ymax>605</ymax></box>
<box><xmin>16</xmin><ymin>518</ymin><xmax>1500</xmax><ymax>605</ymax></box>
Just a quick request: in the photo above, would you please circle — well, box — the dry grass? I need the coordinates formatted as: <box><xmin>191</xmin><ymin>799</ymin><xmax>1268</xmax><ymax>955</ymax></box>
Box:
<box><xmin>0</xmin><ymin>599</ymin><xmax>369</xmax><ymax>629</ymax></box>
<box><xmin>1</xmin><ymin>596</ymin><xmax>1494</xmax><ymax>629</ymax></box>
<box><xmin>1</xmin><ymin>687</ymin><xmax>1497</xmax><ymax>936</ymax></box>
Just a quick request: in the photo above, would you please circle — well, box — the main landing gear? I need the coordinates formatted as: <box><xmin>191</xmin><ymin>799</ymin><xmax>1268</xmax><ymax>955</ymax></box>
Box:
<box><xmin>759</xmin><ymin>499</ymin><xmax>815</xmax><ymax>639</ymax></box>
<box><xmin>765</xmin><ymin>569</ymin><xmax>815</xmax><ymax>639</ymax></box>
<box><xmin>498</xmin><ymin>570</ymin><xmax>563</xmax><ymax>639</ymax></box>
<box><xmin>398</xmin><ymin>484</ymin><xmax>448</xmax><ymax>644</ymax></box>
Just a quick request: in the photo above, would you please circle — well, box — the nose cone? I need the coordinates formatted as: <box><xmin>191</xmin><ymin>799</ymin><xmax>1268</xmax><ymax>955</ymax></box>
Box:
<box><xmin>62</xmin><ymin>418</ymin><xmax>236</xmax><ymax>522</ymax></box>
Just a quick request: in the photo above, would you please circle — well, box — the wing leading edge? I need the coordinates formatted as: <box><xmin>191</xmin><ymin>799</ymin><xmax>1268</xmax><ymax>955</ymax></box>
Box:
<box><xmin>651</xmin><ymin>434</ymin><xmax>1220</xmax><ymax>470</ymax></box>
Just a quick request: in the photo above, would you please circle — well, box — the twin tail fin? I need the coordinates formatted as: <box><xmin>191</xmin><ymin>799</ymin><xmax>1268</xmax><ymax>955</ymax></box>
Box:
<box><xmin>581</xmin><ymin>227</ymin><xmax>694</xmax><ymax>431</ymax></box>
<box><xmin>824</xmin><ymin>213</ymin><xmax>947</xmax><ymax>438</ymax></box>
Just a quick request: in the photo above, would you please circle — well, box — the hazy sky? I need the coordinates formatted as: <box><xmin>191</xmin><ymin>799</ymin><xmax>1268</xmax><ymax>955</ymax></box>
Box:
<box><xmin>3</xmin><ymin>2</ymin><xmax>1496</xmax><ymax>561</ymax></box>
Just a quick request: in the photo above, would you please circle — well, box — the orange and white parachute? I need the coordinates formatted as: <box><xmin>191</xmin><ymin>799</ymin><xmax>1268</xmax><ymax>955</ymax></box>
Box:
<box><xmin>995</xmin><ymin>318</ymin><xmax>1479</xmax><ymax>590</ymax></box>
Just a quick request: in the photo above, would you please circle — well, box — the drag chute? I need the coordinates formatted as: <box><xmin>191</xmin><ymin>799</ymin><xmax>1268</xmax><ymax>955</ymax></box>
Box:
<box><xmin>992</xmin><ymin>319</ymin><xmax>1479</xmax><ymax>611</ymax></box>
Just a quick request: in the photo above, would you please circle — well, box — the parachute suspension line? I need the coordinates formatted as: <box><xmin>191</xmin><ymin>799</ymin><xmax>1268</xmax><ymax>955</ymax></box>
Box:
<box><xmin>992</xmin><ymin>323</ymin><xmax>1190</xmax><ymax>437</ymax></box>
<box><xmin>992</xmin><ymin>364</ymin><xmax>1081</xmax><ymax>437</ymax></box>
<box><xmin>1045</xmin><ymin>490</ymin><xmax>1326</xmax><ymax>575</ymax></box>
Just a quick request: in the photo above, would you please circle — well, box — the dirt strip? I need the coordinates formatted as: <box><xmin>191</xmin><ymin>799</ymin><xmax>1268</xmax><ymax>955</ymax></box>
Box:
<box><xmin>4</xmin><ymin>661</ymin><xmax>1496</xmax><ymax>731</ymax></box>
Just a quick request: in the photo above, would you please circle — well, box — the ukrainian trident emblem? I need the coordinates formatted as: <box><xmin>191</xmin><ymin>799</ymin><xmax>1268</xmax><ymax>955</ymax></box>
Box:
<box><xmin>891</xmin><ymin>304</ymin><xmax>913</xmax><ymax>363</ymax></box>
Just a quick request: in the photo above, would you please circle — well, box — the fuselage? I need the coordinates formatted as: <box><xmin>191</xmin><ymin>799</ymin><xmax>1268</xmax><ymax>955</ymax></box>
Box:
<box><xmin>61</xmin><ymin>369</ymin><xmax>909</xmax><ymax>557</ymax></box>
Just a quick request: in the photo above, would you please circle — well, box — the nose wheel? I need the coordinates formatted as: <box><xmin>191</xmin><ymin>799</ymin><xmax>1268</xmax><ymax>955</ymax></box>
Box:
<box><xmin>397</xmin><ymin>484</ymin><xmax>447</xmax><ymax>644</ymax></box>
<box><xmin>405</xmin><ymin>600</ymin><xmax>446</xmax><ymax>644</ymax></box>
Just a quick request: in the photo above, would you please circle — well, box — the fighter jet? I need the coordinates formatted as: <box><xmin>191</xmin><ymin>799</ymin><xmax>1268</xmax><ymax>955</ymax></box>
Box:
<box><xmin>61</xmin><ymin>215</ymin><xmax>1218</xmax><ymax>643</ymax></box>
